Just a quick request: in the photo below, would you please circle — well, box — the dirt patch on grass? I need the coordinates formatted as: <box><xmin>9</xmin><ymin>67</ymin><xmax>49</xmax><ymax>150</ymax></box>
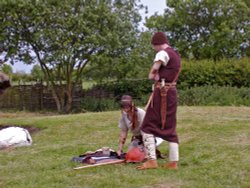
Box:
<box><xmin>0</xmin><ymin>125</ymin><xmax>41</xmax><ymax>134</ymax></box>
<box><xmin>142</xmin><ymin>182</ymin><xmax>181</xmax><ymax>188</ymax></box>
<box><xmin>225</xmin><ymin>133</ymin><xmax>250</xmax><ymax>146</ymax></box>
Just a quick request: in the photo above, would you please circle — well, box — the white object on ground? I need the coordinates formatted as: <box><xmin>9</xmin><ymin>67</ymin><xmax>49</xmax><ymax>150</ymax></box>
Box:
<box><xmin>155</xmin><ymin>137</ymin><xmax>164</xmax><ymax>146</ymax></box>
<box><xmin>0</xmin><ymin>127</ymin><xmax>32</xmax><ymax>148</ymax></box>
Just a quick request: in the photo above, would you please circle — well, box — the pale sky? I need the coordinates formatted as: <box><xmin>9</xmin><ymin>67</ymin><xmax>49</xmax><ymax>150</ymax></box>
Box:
<box><xmin>141</xmin><ymin>0</ymin><xmax>166</xmax><ymax>16</ymax></box>
<box><xmin>10</xmin><ymin>0</ymin><xmax>166</xmax><ymax>73</ymax></box>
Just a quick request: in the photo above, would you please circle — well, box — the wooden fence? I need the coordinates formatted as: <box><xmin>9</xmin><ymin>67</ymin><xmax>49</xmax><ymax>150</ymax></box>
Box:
<box><xmin>0</xmin><ymin>83</ymin><xmax>113</xmax><ymax>111</ymax></box>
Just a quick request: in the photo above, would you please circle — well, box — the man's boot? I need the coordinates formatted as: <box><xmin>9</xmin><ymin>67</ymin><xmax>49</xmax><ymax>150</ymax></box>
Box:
<box><xmin>136</xmin><ymin>159</ymin><xmax>158</xmax><ymax>170</ymax></box>
<box><xmin>164</xmin><ymin>161</ymin><xmax>178</xmax><ymax>170</ymax></box>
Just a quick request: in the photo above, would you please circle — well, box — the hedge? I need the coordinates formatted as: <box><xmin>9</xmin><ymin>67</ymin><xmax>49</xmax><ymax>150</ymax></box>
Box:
<box><xmin>81</xmin><ymin>85</ymin><xmax>250</xmax><ymax>112</ymax></box>
<box><xmin>93</xmin><ymin>58</ymin><xmax>249</xmax><ymax>96</ymax></box>
<box><xmin>178</xmin><ymin>85</ymin><xmax>250</xmax><ymax>106</ymax></box>
<box><xmin>179</xmin><ymin>57</ymin><xmax>250</xmax><ymax>89</ymax></box>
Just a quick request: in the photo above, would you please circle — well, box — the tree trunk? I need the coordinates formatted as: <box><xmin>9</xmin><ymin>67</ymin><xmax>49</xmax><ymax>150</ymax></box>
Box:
<box><xmin>46</xmin><ymin>79</ymin><xmax>74</xmax><ymax>114</ymax></box>
<box><xmin>51</xmin><ymin>87</ymin><xmax>63</xmax><ymax>113</ymax></box>
<box><xmin>63</xmin><ymin>88</ymin><xmax>73</xmax><ymax>113</ymax></box>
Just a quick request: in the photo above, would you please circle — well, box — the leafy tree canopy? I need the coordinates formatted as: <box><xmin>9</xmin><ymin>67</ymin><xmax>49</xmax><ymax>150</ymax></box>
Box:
<box><xmin>145</xmin><ymin>0</ymin><xmax>250</xmax><ymax>60</ymax></box>
<box><xmin>1</xmin><ymin>64</ymin><xmax>13</xmax><ymax>75</ymax></box>
<box><xmin>0</xmin><ymin>0</ymin><xmax>146</xmax><ymax>112</ymax></box>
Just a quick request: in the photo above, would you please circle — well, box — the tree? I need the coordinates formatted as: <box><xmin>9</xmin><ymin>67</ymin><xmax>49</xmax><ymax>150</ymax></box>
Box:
<box><xmin>0</xmin><ymin>0</ymin><xmax>145</xmax><ymax>113</ymax></box>
<box><xmin>1</xmin><ymin>64</ymin><xmax>13</xmax><ymax>75</ymax></box>
<box><xmin>145</xmin><ymin>0</ymin><xmax>250</xmax><ymax>60</ymax></box>
<box><xmin>31</xmin><ymin>64</ymin><xmax>44</xmax><ymax>82</ymax></box>
<box><xmin>83</xmin><ymin>31</ymin><xmax>154</xmax><ymax>81</ymax></box>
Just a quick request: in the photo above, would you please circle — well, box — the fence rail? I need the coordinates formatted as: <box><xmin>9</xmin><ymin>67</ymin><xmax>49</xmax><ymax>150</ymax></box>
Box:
<box><xmin>0</xmin><ymin>83</ymin><xmax>113</xmax><ymax>111</ymax></box>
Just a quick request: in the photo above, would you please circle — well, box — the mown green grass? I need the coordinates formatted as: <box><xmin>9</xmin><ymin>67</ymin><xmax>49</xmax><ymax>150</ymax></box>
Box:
<box><xmin>0</xmin><ymin>107</ymin><xmax>249</xmax><ymax>188</ymax></box>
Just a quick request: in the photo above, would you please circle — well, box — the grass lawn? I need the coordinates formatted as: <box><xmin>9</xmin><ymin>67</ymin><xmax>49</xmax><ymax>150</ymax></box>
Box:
<box><xmin>0</xmin><ymin>106</ymin><xmax>249</xmax><ymax>188</ymax></box>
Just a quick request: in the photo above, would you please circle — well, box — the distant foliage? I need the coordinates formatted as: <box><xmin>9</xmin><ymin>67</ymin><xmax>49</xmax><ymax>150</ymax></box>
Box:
<box><xmin>146</xmin><ymin>0</ymin><xmax>250</xmax><ymax>60</ymax></box>
<box><xmin>11</xmin><ymin>72</ymin><xmax>33</xmax><ymax>83</ymax></box>
<box><xmin>94</xmin><ymin>58</ymin><xmax>250</xmax><ymax>96</ymax></box>
<box><xmin>81</xmin><ymin>85</ymin><xmax>250</xmax><ymax>111</ymax></box>
<box><xmin>81</xmin><ymin>97</ymin><xmax>119</xmax><ymax>112</ymax></box>
<box><xmin>179</xmin><ymin>58</ymin><xmax>250</xmax><ymax>89</ymax></box>
<box><xmin>94</xmin><ymin>79</ymin><xmax>152</xmax><ymax>99</ymax></box>
<box><xmin>179</xmin><ymin>85</ymin><xmax>250</xmax><ymax>106</ymax></box>
<box><xmin>81</xmin><ymin>58</ymin><xmax>250</xmax><ymax>110</ymax></box>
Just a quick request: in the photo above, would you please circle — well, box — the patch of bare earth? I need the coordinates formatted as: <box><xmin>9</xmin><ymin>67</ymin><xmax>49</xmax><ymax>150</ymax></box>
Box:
<box><xmin>219</xmin><ymin>133</ymin><xmax>250</xmax><ymax>146</ymax></box>
<box><xmin>0</xmin><ymin>112</ymin><xmax>57</xmax><ymax>118</ymax></box>
<box><xmin>141</xmin><ymin>182</ymin><xmax>181</xmax><ymax>188</ymax></box>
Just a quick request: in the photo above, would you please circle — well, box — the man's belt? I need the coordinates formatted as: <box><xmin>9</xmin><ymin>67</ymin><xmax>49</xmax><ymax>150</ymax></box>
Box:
<box><xmin>144</xmin><ymin>80</ymin><xmax>177</xmax><ymax>130</ymax></box>
<box><xmin>155</xmin><ymin>80</ymin><xmax>176</xmax><ymax>129</ymax></box>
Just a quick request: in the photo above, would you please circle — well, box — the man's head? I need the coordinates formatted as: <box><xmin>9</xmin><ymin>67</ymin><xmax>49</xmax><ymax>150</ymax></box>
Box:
<box><xmin>151</xmin><ymin>31</ymin><xmax>169</xmax><ymax>45</ymax></box>
<box><xmin>151</xmin><ymin>31</ymin><xmax>169</xmax><ymax>52</ymax></box>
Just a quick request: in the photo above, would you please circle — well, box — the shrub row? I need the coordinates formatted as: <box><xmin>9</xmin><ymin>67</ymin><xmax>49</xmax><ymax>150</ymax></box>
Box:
<box><xmin>178</xmin><ymin>86</ymin><xmax>250</xmax><ymax>106</ymax></box>
<box><xmin>93</xmin><ymin>79</ymin><xmax>152</xmax><ymax>99</ymax></box>
<box><xmin>81</xmin><ymin>85</ymin><xmax>250</xmax><ymax>112</ymax></box>
<box><xmin>179</xmin><ymin>58</ymin><xmax>250</xmax><ymax>89</ymax></box>
<box><xmin>81</xmin><ymin>58</ymin><xmax>250</xmax><ymax>111</ymax></box>
<box><xmin>92</xmin><ymin>58</ymin><xmax>250</xmax><ymax>99</ymax></box>
<box><xmin>81</xmin><ymin>97</ymin><xmax>119</xmax><ymax>112</ymax></box>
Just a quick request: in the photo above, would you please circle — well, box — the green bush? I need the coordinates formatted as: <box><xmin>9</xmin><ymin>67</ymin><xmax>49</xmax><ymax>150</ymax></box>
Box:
<box><xmin>179</xmin><ymin>86</ymin><xmax>250</xmax><ymax>106</ymax></box>
<box><xmin>81</xmin><ymin>97</ymin><xmax>119</xmax><ymax>112</ymax></box>
<box><xmin>82</xmin><ymin>58</ymin><xmax>250</xmax><ymax>111</ymax></box>
<box><xmin>179</xmin><ymin>58</ymin><xmax>250</xmax><ymax>89</ymax></box>
<box><xmin>92</xmin><ymin>58</ymin><xmax>250</xmax><ymax>98</ymax></box>
<box><xmin>81</xmin><ymin>86</ymin><xmax>250</xmax><ymax>112</ymax></box>
<box><xmin>80</xmin><ymin>94</ymin><xmax>151</xmax><ymax>112</ymax></box>
<box><xmin>93</xmin><ymin>79</ymin><xmax>152</xmax><ymax>100</ymax></box>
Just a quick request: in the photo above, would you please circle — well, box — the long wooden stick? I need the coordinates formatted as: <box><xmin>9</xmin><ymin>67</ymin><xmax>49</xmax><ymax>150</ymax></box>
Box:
<box><xmin>144</xmin><ymin>92</ymin><xmax>153</xmax><ymax>110</ymax></box>
<box><xmin>73</xmin><ymin>159</ymin><xmax>125</xmax><ymax>170</ymax></box>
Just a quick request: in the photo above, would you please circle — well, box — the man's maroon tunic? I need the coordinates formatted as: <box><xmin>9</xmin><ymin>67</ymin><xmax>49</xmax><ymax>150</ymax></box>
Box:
<box><xmin>141</xmin><ymin>47</ymin><xmax>181</xmax><ymax>143</ymax></box>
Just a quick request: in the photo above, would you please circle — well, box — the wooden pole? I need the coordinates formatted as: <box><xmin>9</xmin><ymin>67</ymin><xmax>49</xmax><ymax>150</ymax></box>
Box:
<box><xmin>73</xmin><ymin>159</ymin><xmax>125</xmax><ymax>170</ymax></box>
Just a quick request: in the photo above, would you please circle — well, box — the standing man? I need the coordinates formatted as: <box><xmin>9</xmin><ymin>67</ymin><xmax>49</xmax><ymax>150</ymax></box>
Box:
<box><xmin>137</xmin><ymin>32</ymin><xmax>181</xmax><ymax>170</ymax></box>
